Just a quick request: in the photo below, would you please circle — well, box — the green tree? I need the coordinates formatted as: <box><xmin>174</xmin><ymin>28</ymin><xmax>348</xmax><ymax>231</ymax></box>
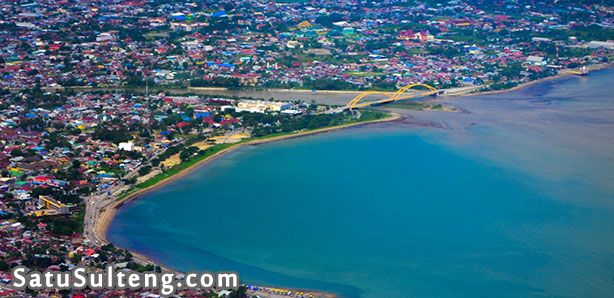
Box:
<box><xmin>138</xmin><ymin>165</ymin><xmax>152</xmax><ymax>176</ymax></box>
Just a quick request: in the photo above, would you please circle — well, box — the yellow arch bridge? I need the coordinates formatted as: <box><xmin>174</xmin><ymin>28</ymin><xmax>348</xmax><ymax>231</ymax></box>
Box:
<box><xmin>346</xmin><ymin>83</ymin><xmax>439</xmax><ymax>110</ymax></box>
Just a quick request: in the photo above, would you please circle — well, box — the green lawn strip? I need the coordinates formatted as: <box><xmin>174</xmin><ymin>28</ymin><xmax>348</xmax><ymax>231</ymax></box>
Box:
<box><xmin>116</xmin><ymin>111</ymin><xmax>392</xmax><ymax>201</ymax></box>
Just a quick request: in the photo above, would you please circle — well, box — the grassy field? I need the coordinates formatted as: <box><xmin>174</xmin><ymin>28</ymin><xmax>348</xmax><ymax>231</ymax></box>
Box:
<box><xmin>387</xmin><ymin>101</ymin><xmax>445</xmax><ymax>110</ymax></box>
<box><xmin>343</xmin><ymin>71</ymin><xmax>385</xmax><ymax>77</ymax></box>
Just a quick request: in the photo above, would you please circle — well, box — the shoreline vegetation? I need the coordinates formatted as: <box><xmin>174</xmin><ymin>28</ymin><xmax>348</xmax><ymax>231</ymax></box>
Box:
<box><xmin>93</xmin><ymin>111</ymin><xmax>402</xmax><ymax>298</ymax></box>
<box><xmin>91</xmin><ymin>63</ymin><xmax>613</xmax><ymax>297</ymax></box>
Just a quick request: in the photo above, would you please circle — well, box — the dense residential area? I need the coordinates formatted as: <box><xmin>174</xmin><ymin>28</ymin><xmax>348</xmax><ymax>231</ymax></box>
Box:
<box><xmin>0</xmin><ymin>86</ymin><xmax>381</xmax><ymax>297</ymax></box>
<box><xmin>0</xmin><ymin>0</ymin><xmax>613</xmax><ymax>297</ymax></box>
<box><xmin>0</xmin><ymin>0</ymin><xmax>613</xmax><ymax>92</ymax></box>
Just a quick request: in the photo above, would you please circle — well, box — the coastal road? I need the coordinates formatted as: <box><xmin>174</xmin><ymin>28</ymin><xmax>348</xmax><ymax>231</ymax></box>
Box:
<box><xmin>84</xmin><ymin>163</ymin><xmax>143</xmax><ymax>247</ymax></box>
<box><xmin>83</xmin><ymin>153</ymin><xmax>172</xmax><ymax>268</ymax></box>
<box><xmin>83</xmin><ymin>165</ymin><xmax>186</xmax><ymax>269</ymax></box>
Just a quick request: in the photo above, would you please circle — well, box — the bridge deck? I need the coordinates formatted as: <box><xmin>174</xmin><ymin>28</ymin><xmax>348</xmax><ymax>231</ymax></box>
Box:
<box><xmin>345</xmin><ymin>84</ymin><xmax>439</xmax><ymax>110</ymax></box>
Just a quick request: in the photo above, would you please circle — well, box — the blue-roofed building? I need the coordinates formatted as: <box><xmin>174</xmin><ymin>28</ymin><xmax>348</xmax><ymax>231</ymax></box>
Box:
<box><xmin>212</xmin><ymin>11</ymin><xmax>228</xmax><ymax>18</ymax></box>
<box><xmin>171</xmin><ymin>12</ymin><xmax>186</xmax><ymax>20</ymax></box>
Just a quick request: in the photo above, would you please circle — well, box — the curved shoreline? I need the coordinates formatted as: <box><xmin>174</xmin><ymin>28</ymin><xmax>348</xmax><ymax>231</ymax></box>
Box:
<box><xmin>92</xmin><ymin>113</ymin><xmax>402</xmax><ymax>295</ymax></box>
<box><xmin>450</xmin><ymin>62</ymin><xmax>614</xmax><ymax>98</ymax></box>
<box><xmin>91</xmin><ymin>64</ymin><xmax>614</xmax><ymax>295</ymax></box>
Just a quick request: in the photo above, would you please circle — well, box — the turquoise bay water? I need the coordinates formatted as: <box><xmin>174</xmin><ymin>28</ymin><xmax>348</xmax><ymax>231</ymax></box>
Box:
<box><xmin>109</xmin><ymin>70</ymin><xmax>614</xmax><ymax>297</ymax></box>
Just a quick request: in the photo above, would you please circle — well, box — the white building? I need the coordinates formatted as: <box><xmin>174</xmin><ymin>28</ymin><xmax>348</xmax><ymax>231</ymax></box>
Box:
<box><xmin>237</xmin><ymin>100</ymin><xmax>292</xmax><ymax>113</ymax></box>
<box><xmin>118</xmin><ymin>142</ymin><xmax>135</xmax><ymax>151</ymax></box>
<box><xmin>96</xmin><ymin>32</ymin><xmax>115</xmax><ymax>43</ymax></box>
<box><xmin>587</xmin><ymin>41</ymin><xmax>614</xmax><ymax>50</ymax></box>
<box><xmin>526</xmin><ymin>56</ymin><xmax>547</xmax><ymax>66</ymax></box>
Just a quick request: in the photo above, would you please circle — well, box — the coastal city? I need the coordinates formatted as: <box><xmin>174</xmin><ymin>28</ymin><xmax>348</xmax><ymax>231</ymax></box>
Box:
<box><xmin>0</xmin><ymin>0</ymin><xmax>613</xmax><ymax>297</ymax></box>
<box><xmin>0</xmin><ymin>88</ymin><xmax>374</xmax><ymax>296</ymax></box>
<box><xmin>1</xmin><ymin>0</ymin><xmax>613</xmax><ymax>91</ymax></box>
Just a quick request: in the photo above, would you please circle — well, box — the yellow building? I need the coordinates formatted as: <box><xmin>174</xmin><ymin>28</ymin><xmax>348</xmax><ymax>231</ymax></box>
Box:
<box><xmin>36</xmin><ymin>195</ymin><xmax>79</xmax><ymax>215</ymax></box>
<box><xmin>297</xmin><ymin>20</ymin><xmax>312</xmax><ymax>29</ymax></box>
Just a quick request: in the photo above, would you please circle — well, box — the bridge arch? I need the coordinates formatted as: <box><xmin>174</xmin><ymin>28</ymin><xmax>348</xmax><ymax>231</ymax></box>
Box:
<box><xmin>346</xmin><ymin>83</ymin><xmax>438</xmax><ymax>110</ymax></box>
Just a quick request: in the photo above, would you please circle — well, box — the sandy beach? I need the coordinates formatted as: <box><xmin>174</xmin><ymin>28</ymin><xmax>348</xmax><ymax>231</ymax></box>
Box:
<box><xmin>89</xmin><ymin>63</ymin><xmax>614</xmax><ymax>297</ymax></box>
<box><xmin>88</xmin><ymin>62</ymin><xmax>614</xmax><ymax>244</ymax></box>
<box><xmin>91</xmin><ymin>113</ymin><xmax>402</xmax><ymax>297</ymax></box>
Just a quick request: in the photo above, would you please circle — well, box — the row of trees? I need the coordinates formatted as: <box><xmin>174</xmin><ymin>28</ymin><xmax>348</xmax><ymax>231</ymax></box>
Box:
<box><xmin>92</xmin><ymin>128</ymin><xmax>133</xmax><ymax>144</ymax></box>
<box><xmin>190</xmin><ymin>77</ymin><xmax>241</xmax><ymax>89</ymax></box>
<box><xmin>250</xmin><ymin>111</ymin><xmax>359</xmax><ymax>137</ymax></box>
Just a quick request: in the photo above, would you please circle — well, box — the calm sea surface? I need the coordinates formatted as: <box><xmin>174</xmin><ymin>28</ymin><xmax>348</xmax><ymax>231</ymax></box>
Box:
<box><xmin>109</xmin><ymin>69</ymin><xmax>614</xmax><ymax>297</ymax></box>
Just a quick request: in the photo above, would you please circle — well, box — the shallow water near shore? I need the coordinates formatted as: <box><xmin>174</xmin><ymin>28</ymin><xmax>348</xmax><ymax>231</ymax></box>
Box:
<box><xmin>109</xmin><ymin>69</ymin><xmax>614</xmax><ymax>297</ymax></box>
